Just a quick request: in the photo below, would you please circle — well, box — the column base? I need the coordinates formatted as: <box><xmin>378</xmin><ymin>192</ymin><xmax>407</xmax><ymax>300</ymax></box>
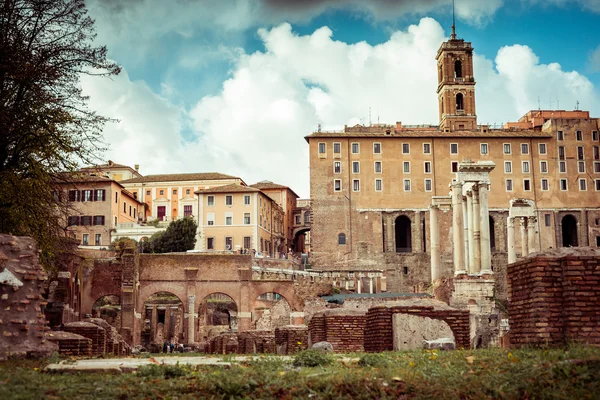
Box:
<box><xmin>454</xmin><ymin>270</ymin><xmax>468</xmax><ymax>276</ymax></box>
<box><xmin>479</xmin><ymin>269</ymin><xmax>494</xmax><ymax>275</ymax></box>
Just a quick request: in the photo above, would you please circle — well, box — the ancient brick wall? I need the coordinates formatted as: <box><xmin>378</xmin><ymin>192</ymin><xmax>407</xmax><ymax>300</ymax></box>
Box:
<box><xmin>308</xmin><ymin>310</ymin><xmax>366</xmax><ymax>352</ymax></box>
<box><xmin>508</xmin><ymin>249</ymin><xmax>600</xmax><ymax>347</ymax></box>
<box><xmin>364</xmin><ymin>305</ymin><xmax>470</xmax><ymax>352</ymax></box>
<box><xmin>0</xmin><ymin>234</ymin><xmax>57</xmax><ymax>359</ymax></box>
<box><xmin>237</xmin><ymin>330</ymin><xmax>275</xmax><ymax>354</ymax></box>
<box><xmin>62</xmin><ymin>321</ymin><xmax>107</xmax><ymax>355</ymax></box>
<box><xmin>274</xmin><ymin>326</ymin><xmax>308</xmax><ymax>355</ymax></box>
<box><xmin>45</xmin><ymin>331</ymin><xmax>92</xmax><ymax>356</ymax></box>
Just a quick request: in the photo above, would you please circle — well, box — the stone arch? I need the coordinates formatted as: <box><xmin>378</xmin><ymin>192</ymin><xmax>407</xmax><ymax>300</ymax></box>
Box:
<box><xmin>454</xmin><ymin>59</ymin><xmax>462</xmax><ymax>78</ymax></box>
<box><xmin>249</xmin><ymin>282</ymin><xmax>301</xmax><ymax>312</ymax></box>
<box><xmin>252</xmin><ymin>291</ymin><xmax>292</xmax><ymax>330</ymax></box>
<box><xmin>395</xmin><ymin>215</ymin><xmax>412</xmax><ymax>253</ymax></box>
<box><xmin>141</xmin><ymin>291</ymin><xmax>184</xmax><ymax>348</ymax></box>
<box><xmin>197</xmin><ymin>293</ymin><xmax>239</xmax><ymax>342</ymax></box>
<box><xmin>456</xmin><ymin>93</ymin><xmax>464</xmax><ymax>110</ymax></box>
<box><xmin>561</xmin><ymin>214</ymin><xmax>578</xmax><ymax>247</ymax></box>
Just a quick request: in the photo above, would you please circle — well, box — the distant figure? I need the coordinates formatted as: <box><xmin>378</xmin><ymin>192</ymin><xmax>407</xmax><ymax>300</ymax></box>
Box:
<box><xmin>163</xmin><ymin>341</ymin><xmax>168</xmax><ymax>353</ymax></box>
<box><xmin>170</xmin><ymin>342</ymin><xmax>175</xmax><ymax>353</ymax></box>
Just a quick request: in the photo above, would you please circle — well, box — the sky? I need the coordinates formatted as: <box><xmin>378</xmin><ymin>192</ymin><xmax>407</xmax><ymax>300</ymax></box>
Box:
<box><xmin>81</xmin><ymin>0</ymin><xmax>600</xmax><ymax>198</ymax></box>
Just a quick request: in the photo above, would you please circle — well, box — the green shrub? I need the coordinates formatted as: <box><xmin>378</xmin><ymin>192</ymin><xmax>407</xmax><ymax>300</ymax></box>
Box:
<box><xmin>358</xmin><ymin>353</ymin><xmax>389</xmax><ymax>367</ymax></box>
<box><xmin>137</xmin><ymin>363</ymin><xmax>187</xmax><ymax>378</ymax></box>
<box><xmin>293</xmin><ymin>349</ymin><xmax>334</xmax><ymax>367</ymax></box>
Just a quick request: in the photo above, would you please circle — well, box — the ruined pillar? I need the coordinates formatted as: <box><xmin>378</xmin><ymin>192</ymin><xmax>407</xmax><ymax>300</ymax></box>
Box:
<box><xmin>462</xmin><ymin>195</ymin><xmax>470</xmax><ymax>273</ymax></box>
<box><xmin>479</xmin><ymin>184</ymin><xmax>492</xmax><ymax>274</ymax></box>
<box><xmin>472</xmin><ymin>185</ymin><xmax>481</xmax><ymax>274</ymax></box>
<box><xmin>527</xmin><ymin>217</ymin><xmax>537</xmax><ymax>255</ymax></box>
<box><xmin>429</xmin><ymin>205</ymin><xmax>441</xmax><ymax>282</ymax></box>
<box><xmin>386</xmin><ymin>215</ymin><xmax>395</xmax><ymax>252</ymax></box>
<box><xmin>369</xmin><ymin>277</ymin><xmax>374</xmax><ymax>294</ymax></box>
<box><xmin>187</xmin><ymin>295</ymin><xmax>196</xmax><ymax>344</ymax></box>
<box><xmin>466</xmin><ymin>190</ymin><xmax>474</xmax><ymax>274</ymax></box>
<box><xmin>507</xmin><ymin>217</ymin><xmax>516</xmax><ymax>264</ymax></box>
<box><xmin>451</xmin><ymin>182</ymin><xmax>466</xmax><ymax>275</ymax></box>
<box><xmin>414</xmin><ymin>211</ymin><xmax>423</xmax><ymax>253</ymax></box>
<box><xmin>520</xmin><ymin>217</ymin><xmax>528</xmax><ymax>257</ymax></box>
<box><xmin>151</xmin><ymin>306</ymin><xmax>157</xmax><ymax>341</ymax></box>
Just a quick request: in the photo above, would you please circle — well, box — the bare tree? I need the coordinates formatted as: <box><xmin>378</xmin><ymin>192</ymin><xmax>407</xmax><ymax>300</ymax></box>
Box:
<box><xmin>0</xmin><ymin>0</ymin><xmax>120</xmax><ymax>268</ymax></box>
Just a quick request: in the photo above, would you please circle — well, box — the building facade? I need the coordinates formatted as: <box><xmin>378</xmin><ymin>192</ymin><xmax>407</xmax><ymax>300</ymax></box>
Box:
<box><xmin>194</xmin><ymin>184</ymin><xmax>285</xmax><ymax>256</ymax></box>
<box><xmin>306</xmin><ymin>32</ymin><xmax>600</xmax><ymax>293</ymax></box>
<box><xmin>62</xmin><ymin>175</ymin><xmax>144</xmax><ymax>248</ymax></box>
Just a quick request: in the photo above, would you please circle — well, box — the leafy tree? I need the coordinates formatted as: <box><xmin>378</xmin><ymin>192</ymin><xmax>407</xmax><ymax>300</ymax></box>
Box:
<box><xmin>0</xmin><ymin>0</ymin><xmax>119</xmax><ymax>268</ymax></box>
<box><xmin>142</xmin><ymin>218</ymin><xmax>197</xmax><ymax>253</ymax></box>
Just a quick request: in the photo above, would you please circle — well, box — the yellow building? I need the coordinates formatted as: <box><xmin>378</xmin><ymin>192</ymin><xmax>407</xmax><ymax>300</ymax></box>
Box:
<box><xmin>305</xmin><ymin>30</ymin><xmax>600</xmax><ymax>293</ymax></box>
<box><xmin>79</xmin><ymin>160</ymin><xmax>142</xmax><ymax>182</ymax></box>
<box><xmin>62</xmin><ymin>175</ymin><xmax>144</xmax><ymax>248</ymax></box>
<box><xmin>249</xmin><ymin>181</ymin><xmax>299</xmax><ymax>251</ymax></box>
<box><xmin>194</xmin><ymin>184</ymin><xmax>285</xmax><ymax>256</ymax></box>
<box><xmin>120</xmin><ymin>173</ymin><xmax>244</xmax><ymax>222</ymax></box>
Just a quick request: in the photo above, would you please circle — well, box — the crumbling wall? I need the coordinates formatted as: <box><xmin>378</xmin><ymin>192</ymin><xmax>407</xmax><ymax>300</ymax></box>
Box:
<box><xmin>364</xmin><ymin>300</ymin><xmax>470</xmax><ymax>352</ymax></box>
<box><xmin>274</xmin><ymin>326</ymin><xmax>308</xmax><ymax>355</ymax></box>
<box><xmin>308</xmin><ymin>309</ymin><xmax>366</xmax><ymax>352</ymax></box>
<box><xmin>0</xmin><ymin>234</ymin><xmax>57</xmax><ymax>359</ymax></box>
<box><xmin>508</xmin><ymin>248</ymin><xmax>600</xmax><ymax>347</ymax></box>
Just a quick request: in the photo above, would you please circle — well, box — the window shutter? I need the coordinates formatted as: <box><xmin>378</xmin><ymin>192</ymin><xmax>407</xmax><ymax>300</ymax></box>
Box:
<box><xmin>102</xmin><ymin>189</ymin><xmax>106</xmax><ymax>201</ymax></box>
<box><xmin>93</xmin><ymin>190</ymin><xmax>98</xmax><ymax>201</ymax></box>
<box><xmin>79</xmin><ymin>190</ymin><xmax>84</xmax><ymax>201</ymax></box>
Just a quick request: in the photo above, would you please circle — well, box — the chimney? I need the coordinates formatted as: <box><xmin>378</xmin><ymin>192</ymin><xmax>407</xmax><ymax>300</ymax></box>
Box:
<box><xmin>108</xmin><ymin>160</ymin><xmax>113</xmax><ymax>166</ymax></box>
<box><xmin>134</xmin><ymin>164</ymin><xmax>139</xmax><ymax>172</ymax></box>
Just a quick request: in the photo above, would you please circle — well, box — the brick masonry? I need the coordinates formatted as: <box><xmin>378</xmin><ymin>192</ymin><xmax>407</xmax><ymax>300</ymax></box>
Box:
<box><xmin>0</xmin><ymin>234</ymin><xmax>57</xmax><ymax>359</ymax></box>
<box><xmin>308</xmin><ymin>310</ymin><xmax>366</xmax><ymax>352</ymax></box>
<box><xmin>63</xmin><ymin>321</ymin><xmax>107</xmax><ymax>355</ymax></box>
<box><xmin>507</xmin><ymin>248</ymin><xmax>600</xmax><ymax>347</ymax></box>
<box><xmin>45</xmin><ymin>331</ymin><xmax>92</xmax><ymax>356</ymax></box>
<box><xmin>364</xmin><ymin>305</ymin><xmax>470</xmax><ymax>352</ymax></box>
<box><xmin>275</xmin><ymin>326</ymin><xmax>308</xmax><ymax>355</ymax></box>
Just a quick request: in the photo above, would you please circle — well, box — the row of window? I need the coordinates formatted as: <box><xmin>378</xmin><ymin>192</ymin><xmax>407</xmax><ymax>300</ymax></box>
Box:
<box><xmin>333</xmin><ymin>177</ymin><xmax>600</xmax><ymax>193</ymax></box>
<box><xmin>334</xmin><ymin>159</ymin><xmax>600</xmax><ymax>176</ymax></box>
<box><xmin>68</xmin><ymin>189</ymin><xmax>106</xmax><ymax>202</ymax></box>
<box><xmin>81</xmin><ymin>233</ymin><xmax>102</xmax><ymax>246</ymax></box>
<box><xmin>205</xmin><ymin>212</ymin><xmax>279</xmax><ymax>231</ymax></box>
<box><xmin>68</xmin><ymin>215</ymin><xmax>106</xmax><ymax>226</ymax></box>
<box><xmin>206</xmin><ymin>194</ymin><xmax>252</xmax><ymax>206</ymax></box>
<box><xmin>504</xmin><ymin>178</ymin><xmax>600</xmax><ymax>192</ymax></box>
<box><xmin>206</xmin><ymin>236</ymin><xmax>255</xmax><ymax>251</ymax></box>
<box><xmin>558</xmin><ymin>130</ymin><xmax>600</xmax><ymax>141</ymax></box>
<box><xmin>319</xmin><ymin>141</ymin><xmax>600</xmax><ymax>158</ymax></box>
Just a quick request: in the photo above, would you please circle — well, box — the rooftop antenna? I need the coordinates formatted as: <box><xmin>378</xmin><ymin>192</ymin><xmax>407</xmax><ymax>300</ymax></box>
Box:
<box><xmin>537</xmin><ymin>96</ymin><xmax>541</xmax><ymax>110</ymax></box>
<box><xmin>575</xmin><ymin>100</ymin><xmax>580</xmax><ymax>110</ymax></box>
<box><xmin>451</xmin><ymin>0</ymin><xmax>457</xmax><ymax>39</ymax></box>
<box><xmin>369</xmin><ymin>106</ymin><xmax>372</xmax><ymax>126</ymax></box>
<box><xmin>318</xmin><ymin>123</ymin><xmax>321</xmax><ymax>132</ymax></box>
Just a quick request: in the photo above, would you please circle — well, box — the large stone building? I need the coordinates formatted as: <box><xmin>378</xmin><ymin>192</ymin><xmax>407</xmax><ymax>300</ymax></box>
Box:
<box><xmin>306</xmin><ymin>31</ymin><xmax>600</xmax><ymax>293</ymax></box>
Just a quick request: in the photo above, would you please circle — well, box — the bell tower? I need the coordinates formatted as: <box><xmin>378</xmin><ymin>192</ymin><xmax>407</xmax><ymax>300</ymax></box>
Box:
<box><xmin>436</xmin><ymin>12</ymin><xmax>477</xmax><ymax>131</ymax></box>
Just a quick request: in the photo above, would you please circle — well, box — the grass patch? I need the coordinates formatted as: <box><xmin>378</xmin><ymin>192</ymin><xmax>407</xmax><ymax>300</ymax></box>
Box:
<box><xmin>0</xmin><ymin>346</ymin><xmax>599</xmax><ymax>399</ymax></box>
<box><xmin>293</xmin><ymin>349</ymin><xmax>334</xmax><ymax>367</ymax></box>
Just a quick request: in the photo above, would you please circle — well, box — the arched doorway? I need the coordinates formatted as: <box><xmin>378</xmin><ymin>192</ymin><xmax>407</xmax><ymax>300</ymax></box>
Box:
<box><xmin>395</xmin><ymin>216</ymin><xmax>412</xmax><ymax>253</ymax></box>
<box><xmin>561</xmin><ymin>215</ymin><xmax>578</xmax><ymax>247</ymax></box>
<box><xmin>454</xmin><ymin>60</ymin><xmax>462</xmax><ymax>78</ymax></box>
<box><xmin>489</xmin><ymin>216</ymin><xmax>496</xmax><ymax>251</ymax></box>
<box><xmin>198</xmin><ymin>293</ymin><xmax>238</xmax><ymax>343</ymax></box>
<box><xmin>252</xmin><ymin>292</ymin><xmax>291</xmax><ymax>330</ymax></box>
<box><xmin>456</xmin><ymin>93</ymin><xmax>464</xmax><ymax>110</ymax></box>
<box><xmin>92</xmin><ymin>295</ymin><xmax>121</xmax><ymax>328</ymax></box>
<box><xmin>142</xmin><ymin>292</ymin><xmax>184</xmax><ymax>349</ymax></box>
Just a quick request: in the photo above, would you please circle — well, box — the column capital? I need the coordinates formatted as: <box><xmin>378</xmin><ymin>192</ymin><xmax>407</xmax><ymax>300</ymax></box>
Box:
<box><xmin>188</xmin><ymin>295</ymin><xmax>196</xmax><ymax>303</ymax></box>
<box><xmin>519</xmin><ymin>217</ymin><xmax>527</xmax><ymax>227</ymax></box>
<box><xmin>507</xmin><ymin>216</ymin><xmax>514</xmax><ymax>228</ymax></box>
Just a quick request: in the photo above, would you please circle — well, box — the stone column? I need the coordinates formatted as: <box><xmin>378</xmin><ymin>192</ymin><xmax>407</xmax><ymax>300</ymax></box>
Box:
<box><xmin>461</xmin><ymin>196</ymin><xmax>471</xmax><ymax>274</ymax></box>
<box><xmin>472</xmin><ymin>186</ymin><xmax>481</xmax><ymax>274</ymax></box>
<box><xmin>466</xmin><ymin>190</ymin><xmax>474</xmax><ymax>274</ymax></box>
<box><xmin>527</xmin><ymin>217</ymin><xmax>537</xmax><ymax>254</ymax></box>
<box><xmin>451</xmin><ymin>182</ymin><xmax>466</xmax><ymax>274</ymax></box>
<box><xmin>507</xmin><ymin>217</ymin><xmax>516</xmax><ymax>264</ymax></box>
<box><xmin>429</xmin><ymin>206</ymin><xmax>441</xmax><ymax>282</ymax></box>
<box><xmin>369</xmin><ymin>277</ymin><xmax>374</xmax><ymax>294</ymax></box>
<box><xmin>479</xmin><ymin>184</ymin><xmax>492</xmax><ymax>274</ymax></box>
<box><xmin>386</xmin><ymin>215</ymin><xmax>395</xmax><ymax>252</ymax></box>
<box><xmin>151</xmin><ymin>305</ymin><xmax>157</xmax><ymax>340</ymax></box>
<box><xmin>414</xmin><ymin>211</ymin><xmax>423</xmax><ymax>253</ymax></box>
<box><xmin>165</xmin><ymin>306</ymin><xmax>172</xmax><ymax>341</ymax></box>
<box><xmin>520</xmin><ymin>217</ymin><xmax>528</xmax><ymax>257</ymax></box>
<box><xmin>187</xmin><ymin>295</ymin><xmax>196</xmax><ymax>344</ymax></box>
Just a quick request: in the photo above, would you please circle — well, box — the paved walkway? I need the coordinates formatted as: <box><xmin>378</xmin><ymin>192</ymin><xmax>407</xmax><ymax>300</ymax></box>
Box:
<box><xmin>45</xmin><ymin>355</ymin><xmax>292</xmax><ymax>373</ymax></box>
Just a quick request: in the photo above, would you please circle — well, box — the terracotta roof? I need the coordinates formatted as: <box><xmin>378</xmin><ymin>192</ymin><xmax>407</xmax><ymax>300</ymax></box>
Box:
<box><xmin>194</xmin><ymin>184</ymin><xmax>261</xmax><ymax>194</ymax></box>
<box><xmin>305</xmin><ymin>129</ymin><xmax>552</xmax><ymax>141</ymax></box>
<box><xmin>80</xmin><ymin>162</ymin><xmax>131</xmax><ymax>170</ymax></box>
<box><xmin>250</xmin><ymin>181</ymin><xmax>300</xmax><ymax>199</ymax></box>
<box><xmin>56</xmin><ymin>173</ymin><xmax>118</xmax><ymax>185</ymax></box>
<box><xmin>121</xmin><ymin>172</ymin><xmax>239</xmax><ymax>184</ymax></box>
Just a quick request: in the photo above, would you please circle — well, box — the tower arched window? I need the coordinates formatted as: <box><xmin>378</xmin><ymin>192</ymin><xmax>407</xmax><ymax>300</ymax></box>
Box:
<box><xmin>456</xmin><ymin>93</ymin><xmax>464</xmax><ymax>111</ymax></box>
<box><xmin>454</xmin><ymin>60</ymin><xmax>462</xmax><ymax>78</ymax></box>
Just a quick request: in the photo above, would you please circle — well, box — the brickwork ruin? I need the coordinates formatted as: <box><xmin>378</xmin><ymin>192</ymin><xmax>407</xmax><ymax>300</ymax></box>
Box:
<box><xmin>508</xmin><ymin>248</ymin><xmax>600</xmax><ymax>347</ymax></box>
<box><xmin>0</xmin><ymin>234</ymin><xmax>57</xmax><ymax>359</ymax></box>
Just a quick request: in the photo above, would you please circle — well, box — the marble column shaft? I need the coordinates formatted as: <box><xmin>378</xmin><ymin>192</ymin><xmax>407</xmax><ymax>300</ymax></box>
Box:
<box><xmin>520</xmin><ymin>217</ymin><xmax>528</xmax><ymax>257</ymax></box>
<box><xmin>462</xmin><ymin>195</ymin><xmax>470</xmax><ymax>273</ymax></box>
<box><xmin>466</xmin><ymin>191</ymin><xmax>475</xmax><ymax>274</ymax></box>
<box><xmin>507</xmin><ymin>217</ymin><xmax>516</xmax><ymax>264</ymax></box>
<box><xmin>527</xmin><ymin>217</ymin><xmax>537</xmax><ymax>254</ymax></box>
<box><xmin>472</xmin><ymin>186</ymin><xmax>481</xmax><ymax>274</ymax></box>
<box><xmin>187</xmin><ymin>295</ymin><xmax>196</xmax><ymax>344</ymax></box>
<box><xmin>479</xmin><ymin>184</ymin><xmax>492</xmax><ymax>274</ymax></box>
<box><xmin>430</xmin><ymin>206</ymin><xmax>441</xmax><ymax>282</ymax></box>
<box><xmin>451</xmin><ymin>182</ymin><xmax>466</xmax><ymax>274</ymax></box>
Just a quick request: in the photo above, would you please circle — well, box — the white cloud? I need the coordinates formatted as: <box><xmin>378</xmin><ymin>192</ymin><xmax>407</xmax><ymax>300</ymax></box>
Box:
<box><xmin>523</xmin><ymin>0</ymin><xmax>600</xmax><ymax>12</ymax></box>
<box><xmin>589</xmin><ymin>44</ymin><xmax>600</xmax><ymax>72</ymax></box>
<box><xmin>82</xmin><ymin>18</ymin><xmax>600</xmax><ymax>198</ymax></box>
